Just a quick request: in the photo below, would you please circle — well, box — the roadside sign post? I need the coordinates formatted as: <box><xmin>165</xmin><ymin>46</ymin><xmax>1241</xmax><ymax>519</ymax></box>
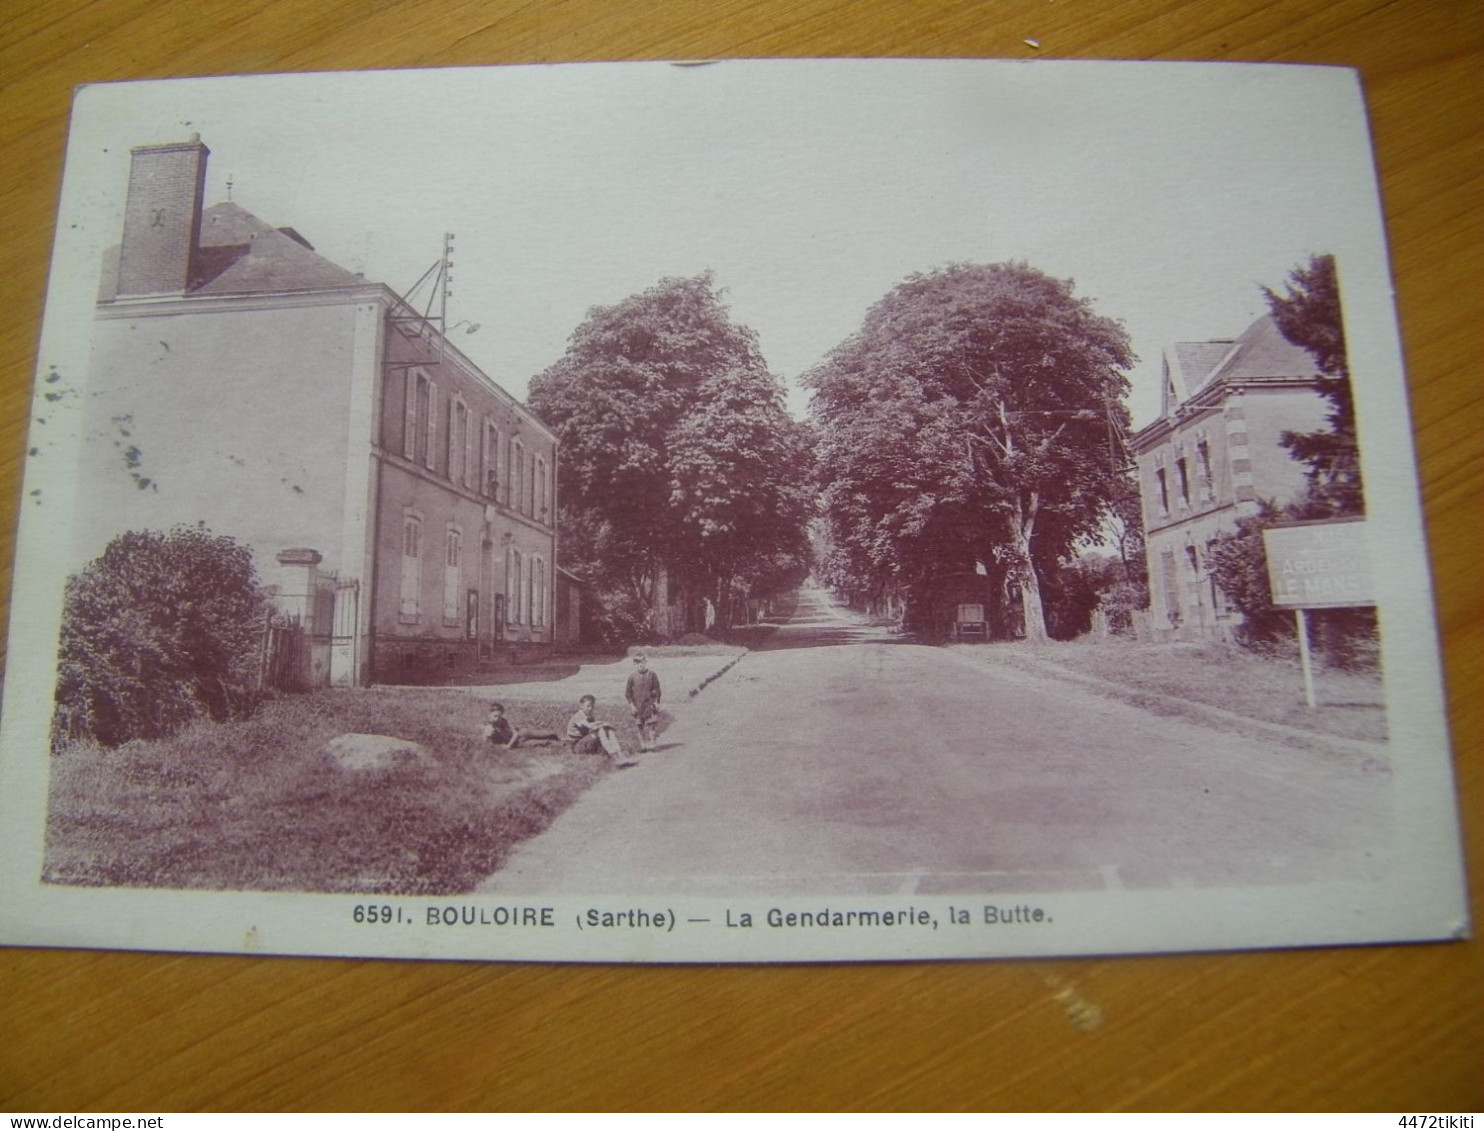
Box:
<box><xmin>1261</xmin><ymin>518</ymin><xmax>1374</xmax><ymax>709</ymax></box>
<box><xmin>1294</xmin><ymin>607</ymin><xmax>1317</xmax><ymax>709</ymax></box>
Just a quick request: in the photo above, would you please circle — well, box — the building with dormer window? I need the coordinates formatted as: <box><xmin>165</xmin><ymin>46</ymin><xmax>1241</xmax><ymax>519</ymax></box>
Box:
<box><xmin>1130</xmin><ymin>314</ymin><xmax>1328</xmax><ymax>641</ymax></box>
<box><xmin>77</xmin><ymin>135</ymin><xmax>559</xmax><ymax>684</ymax></box>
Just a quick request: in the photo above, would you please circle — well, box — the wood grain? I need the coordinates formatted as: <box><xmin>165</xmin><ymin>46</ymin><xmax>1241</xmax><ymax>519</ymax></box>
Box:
<box><xmin>1</xmin><ymin>0</ymin><xmax>1478</xmax><ymax>1112</ymax></box>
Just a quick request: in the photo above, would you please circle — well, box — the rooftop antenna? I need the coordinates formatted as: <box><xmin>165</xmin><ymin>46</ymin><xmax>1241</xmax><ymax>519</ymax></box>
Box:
<box><xmin>391</xmin><ymin>232</ymin><xmax>471</xmax><ymax>365</ymax></box>
<box><xmin>439</xmin><ymin>231</ymin><xmax>453</xmax><ymax>363</ymax></box>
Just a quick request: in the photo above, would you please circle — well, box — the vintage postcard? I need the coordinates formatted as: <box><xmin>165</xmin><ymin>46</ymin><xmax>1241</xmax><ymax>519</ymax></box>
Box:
<box><xmin>0</xmin><ymin>60</ymin><xmax>1466</xmax><ymax>963</ymax></box>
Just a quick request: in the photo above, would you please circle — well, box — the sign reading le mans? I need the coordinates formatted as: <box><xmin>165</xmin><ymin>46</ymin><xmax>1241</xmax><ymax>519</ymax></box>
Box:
<box><xmin>1262</xmin><ymin>518</ymin><xmax>1374</xmax><ymax>609</ymax></box>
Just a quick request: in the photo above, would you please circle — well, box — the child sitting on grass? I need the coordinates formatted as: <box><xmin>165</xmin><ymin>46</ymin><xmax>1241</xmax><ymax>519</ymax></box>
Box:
<box><xmin>482</xmin><ymin>701</ymin><xmax>560</xmax><ymax>750</ymax></box>
<box><xmin>565</xmin><ymin>695</ymin><xmax>637</xmax><ymax>768</ymax></box>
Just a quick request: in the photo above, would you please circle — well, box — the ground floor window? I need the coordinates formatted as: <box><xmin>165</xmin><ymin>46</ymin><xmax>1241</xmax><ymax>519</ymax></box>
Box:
<box><xmin>1206</xmin><ymin>539</ymin><xmax>1230</xmax><ymax>617</ymax></box>
<box><xmin>444</xmin><ymin>526</ymin><xmax>462</xmax><ymax>624</ymax></box>
<box><xmin>1159</xmin><ymin>548</ymin><xmax>1179</xmax><ymax>627</ymax></box>
<box><xmin>507</xmin><ymin>548</ymin><xmax>523</xmax><ymax>624</ymax></box>
<box><xmin>532</xmin><ymin>555</ymin><xmax>547</xmax><ymax>627</ymax></box>
<box><xmin>399</xmin><ymin>511</ymin><xmax>422</xmax><ymax>621</ymax></box>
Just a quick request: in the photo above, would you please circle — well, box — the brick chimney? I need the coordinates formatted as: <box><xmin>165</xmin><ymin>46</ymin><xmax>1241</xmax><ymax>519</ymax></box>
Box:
<box><xmin>116</xmin><ymin>134</ymin><xmax>210</xmax><ymax>297</ymax></box>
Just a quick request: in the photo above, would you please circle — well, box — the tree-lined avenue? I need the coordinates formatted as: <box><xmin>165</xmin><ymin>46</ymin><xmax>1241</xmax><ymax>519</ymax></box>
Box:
<box><xmin>482</xmin><ymin>588</ymin><xmax>1389</xmax><ymax>896</ymax></box>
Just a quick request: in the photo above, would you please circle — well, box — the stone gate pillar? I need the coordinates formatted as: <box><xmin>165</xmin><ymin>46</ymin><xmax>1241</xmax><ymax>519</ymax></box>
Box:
<box><xmin>274</xmin><ymin>547</ymin><xmax>324</xmax><ymax>629</ymax></box>
<box><xmin>274</xmin><ymin>547</ymin><xmax>326</xmax><ymax>689</ymax></box>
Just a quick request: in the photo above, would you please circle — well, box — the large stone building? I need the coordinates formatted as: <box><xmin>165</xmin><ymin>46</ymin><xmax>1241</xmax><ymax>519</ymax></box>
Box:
<box><xmin>78</xmin><ymin>135</ymin><xmax>559</xmax><ymax>685</ymax></box>
<box><xmin>1130</xmin><ymin>314</ymin><xmax>1329</xmax><ymax>641</ymax></box>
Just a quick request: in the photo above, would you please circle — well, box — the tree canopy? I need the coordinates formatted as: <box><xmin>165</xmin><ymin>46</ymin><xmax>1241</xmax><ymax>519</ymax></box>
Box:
<box><xmin>528</xmin><ymin>274</ymin><xmax>812</xmax><ymax>637</ymax></box>
<box><xmin>1263</xmin><ymin>253</ymin><xmax>1362</xmax><ymax>516</ymax></box>
<box><xmin>805</xmin><ymin>262</ymin><xmax>1135</xmax><ymax>641</ymax></box>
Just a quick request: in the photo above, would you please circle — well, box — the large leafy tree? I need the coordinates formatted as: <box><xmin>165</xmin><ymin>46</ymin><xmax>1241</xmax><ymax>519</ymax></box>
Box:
<box><xmin>529</xmin><ymin>274</ymin><xmax>811</xmax><ymax>635</ymax></box>
<box><xmin>806</xmin><ymin>262</ymin><xmax>1135</xmax><ymax>642</ymax></box>
<box><xmin>1263</xmin><ymin>253</ymin><xmax>1362</xmax><ymax>516</ymax></box>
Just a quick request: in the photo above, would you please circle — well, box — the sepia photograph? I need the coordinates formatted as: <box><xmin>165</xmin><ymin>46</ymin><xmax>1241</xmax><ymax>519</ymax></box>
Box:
<box><xmin>0</xmin><ymin>59</ymin><xmax>1465</xmax><ymax>964</ymax></box>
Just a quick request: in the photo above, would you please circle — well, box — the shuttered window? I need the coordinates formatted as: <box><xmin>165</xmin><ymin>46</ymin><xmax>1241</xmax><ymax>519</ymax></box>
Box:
<box><xmin>399</xmin><ymin>512</ymin><xmax>422</xmax><ymax>620</ymax></box>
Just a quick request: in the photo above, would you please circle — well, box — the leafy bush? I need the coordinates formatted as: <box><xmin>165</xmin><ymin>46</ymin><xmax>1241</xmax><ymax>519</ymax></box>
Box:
<box><xmin>1306</xmin><ymin>607</ymin><xmax>1382</xmax><ymax>672</ymax></box>
<box><xmin>1099</xmin><ymin>579</ymin><xmax>1150</xmax><ymax>637</ymax></box>
<box><xmin>586</xmin><ymin>589</ymin><xmax>664</xmax><ymax>646</ymax></box>
<box><xmin>1042</xmin><ymin>554</ymin><xmax>1123</xmax><ymax>640</ymax></box>
<box><xmin>52</xmin><ymin>526</ymin><xmax>268</xmax><ymax>749</ymax></box>
<box><xmin>1205</xmin><ymin>505</ymin><xmax>1294</xmax><ymax>648</ymax></box>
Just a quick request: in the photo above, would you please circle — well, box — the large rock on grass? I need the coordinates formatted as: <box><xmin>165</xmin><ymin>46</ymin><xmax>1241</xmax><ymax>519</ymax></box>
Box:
<box><xmin>323</xmin><ymin>733</ymin><xmax>430</xmax><ymax>772</ymax></box>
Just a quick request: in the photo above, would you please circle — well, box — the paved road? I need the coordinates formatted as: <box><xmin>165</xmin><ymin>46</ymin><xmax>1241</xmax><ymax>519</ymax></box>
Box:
<box><xmin>481</xmin><ymin>588</ymin><xmax>1390</xmax><ymax>896</ymax></box>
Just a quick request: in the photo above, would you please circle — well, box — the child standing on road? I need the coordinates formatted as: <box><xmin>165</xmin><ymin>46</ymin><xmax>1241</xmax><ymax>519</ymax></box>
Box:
<box><xmin>565</xmin><ymin>695</ymin><xmax>637</xmax><ymax>768</ymax></box>
<box><xmin>625</xmin><ymin>653</ymin><xmax>663</xmax><ymax>753</ymax></box>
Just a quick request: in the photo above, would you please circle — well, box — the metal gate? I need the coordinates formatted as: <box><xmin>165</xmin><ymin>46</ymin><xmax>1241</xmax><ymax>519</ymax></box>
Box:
<box><xmin>260</xmin><ymin>618</ymin><xmax>306</xmax><ymax>692</ymax></box>
<box><xmin>260</xmin><ymin>552</ymin><xmax>363</xmax><ymax>691</ymax></box>
<box><xmin>320</xmin><ymin>575</ymin><xmax>360</xmax><ymax>688</ymax></box>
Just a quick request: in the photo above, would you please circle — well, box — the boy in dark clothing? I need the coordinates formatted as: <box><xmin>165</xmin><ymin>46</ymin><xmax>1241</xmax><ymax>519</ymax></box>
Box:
<box><xmin>482</xmin><ymin>702</ymin><xmax>559</xmax><ymax>750</ymax></box>
<box><xmin>625</xmin><ymin>653</ymin><xmax>662</xmax><ymax>753</ymax></box>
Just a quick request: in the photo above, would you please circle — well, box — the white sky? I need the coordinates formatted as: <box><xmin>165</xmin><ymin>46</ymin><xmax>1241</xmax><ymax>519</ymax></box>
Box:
<box><xmin>67</xmin><ymin>60</ymin><xmax>1388</xmax><ymax>429</ymax></box>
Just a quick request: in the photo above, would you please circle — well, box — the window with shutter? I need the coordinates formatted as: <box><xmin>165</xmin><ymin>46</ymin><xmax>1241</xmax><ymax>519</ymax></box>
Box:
<box><xmin>403</xmin><ymin>371</ymin><xmax>419</xmax><ymax>460</ymax></box>
<box><xmin>444</xmin><ymin>526</ymin><xmax>462</xmax><ymax>623</ymax></box>
<box><xmin>399</xmin><ymin>512</ymin><xmax>422</xmax><ymax>621</ymax></box>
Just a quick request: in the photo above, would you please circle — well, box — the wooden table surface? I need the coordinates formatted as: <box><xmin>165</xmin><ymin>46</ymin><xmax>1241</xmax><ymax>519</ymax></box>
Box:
<box><xmin>1</xmin><ymin>0</ymin><xmax>1478</xmax><ymax>1112</ymax></box>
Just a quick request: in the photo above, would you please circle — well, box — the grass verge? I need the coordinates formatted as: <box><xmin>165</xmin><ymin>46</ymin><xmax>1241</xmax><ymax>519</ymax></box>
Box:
<box><xmin>43</xmin><ymin>689</ymin><xmax>644</xmax><ymax>894</ymax></box>
<box><xmin>958</xmin><ymin>637</ymin><xmax>1388</xmax><ymax>745</ymax></box>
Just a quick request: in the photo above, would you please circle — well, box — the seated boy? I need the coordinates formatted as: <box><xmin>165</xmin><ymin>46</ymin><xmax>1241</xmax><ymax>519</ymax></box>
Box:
<box><xmin>482</xmin><ymin>701</ymin><xmax>560</xmax><ymax>750</ymax></box>
<box><xmin>565</xmin><ymin>694</ymin><xmax>637</xmax><ymax>767</ymax></box>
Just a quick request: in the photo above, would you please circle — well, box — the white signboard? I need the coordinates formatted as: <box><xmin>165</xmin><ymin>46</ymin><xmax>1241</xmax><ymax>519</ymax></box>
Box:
<box><xmin>1264</xmin><ymin>519</ymin><xmax>1374</xmax><ymax>609</ymax></box>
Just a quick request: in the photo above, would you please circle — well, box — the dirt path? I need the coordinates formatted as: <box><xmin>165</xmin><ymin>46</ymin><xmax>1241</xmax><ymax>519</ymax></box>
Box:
<box><xmin>480</xmin><ymin>588</ymin><xmax>1390</xmax><ymax>896</ymax></box>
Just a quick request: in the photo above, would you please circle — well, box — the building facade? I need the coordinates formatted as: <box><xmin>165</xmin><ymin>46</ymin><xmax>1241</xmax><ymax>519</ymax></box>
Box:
<box><xmin>79</xmin><ymin>135</ymin><xmax>558</xmax><ymax>684</ymax></box>
<box><xmin>1130</xmin><ymin>315</ymin><xmax>1328</xmax><ymax>641</ymax></box>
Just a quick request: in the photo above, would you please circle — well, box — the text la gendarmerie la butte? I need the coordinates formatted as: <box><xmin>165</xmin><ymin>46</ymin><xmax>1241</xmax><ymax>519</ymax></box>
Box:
<box><xmin>733</xmin><ymin>904</ymin><xmax>1050</xmax><ymax>929</ymax></box>
<box><xmin>587</xmin><ymin>904</ymin><xmax>1050</xmax><ymax>929</ymax></box>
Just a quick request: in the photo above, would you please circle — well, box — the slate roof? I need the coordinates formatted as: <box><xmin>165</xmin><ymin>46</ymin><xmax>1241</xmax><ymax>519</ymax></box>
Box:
<box><xmin>1163</xmin><ymin>314</ymin><xmax>1323</xmax><ymax>415</ymax></box>
<box><xmin>1170</xmin><ymin>341</ymin><xmax>1235</xmax><ymax>397</ymax></box>
<box><xmin>99</xmin><ymin>202</ymin><xmax>367</xmax><ymax>301</ymax></box>
<box><xmin>1210</xmin><ymin>313</ymin><xmax>1323</xmax><ymax>386</ymax></box>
